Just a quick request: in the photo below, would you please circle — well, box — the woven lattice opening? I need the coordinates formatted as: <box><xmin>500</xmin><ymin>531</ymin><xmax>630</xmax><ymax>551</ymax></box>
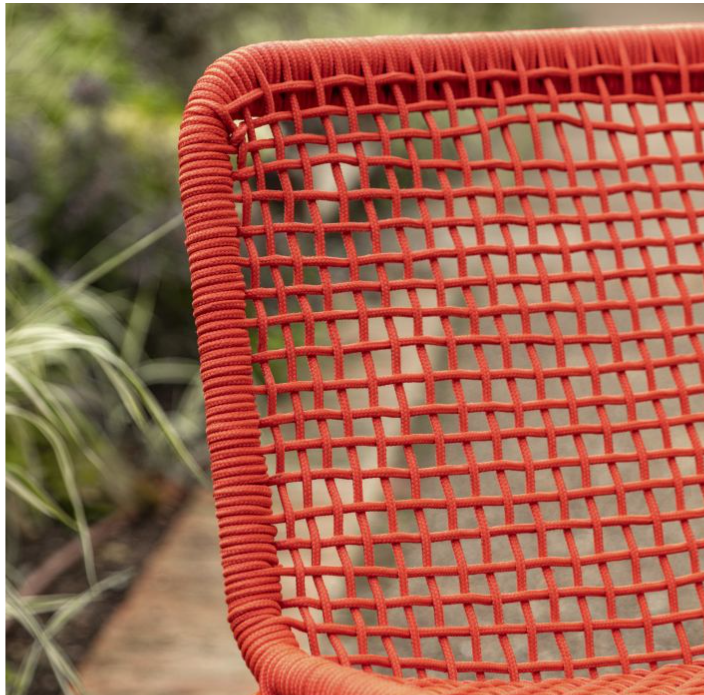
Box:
<box><xmin>180</xmin><ymin>27</ymin><xmax>704</xmax><ymax>691</ymax></box>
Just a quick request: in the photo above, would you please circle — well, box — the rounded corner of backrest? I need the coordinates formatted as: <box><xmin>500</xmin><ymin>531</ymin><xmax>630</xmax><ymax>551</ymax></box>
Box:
<box><xmin>177</xmin><ymin>26</ymin><xmax>704</xmax><ymax>681</ymax></box>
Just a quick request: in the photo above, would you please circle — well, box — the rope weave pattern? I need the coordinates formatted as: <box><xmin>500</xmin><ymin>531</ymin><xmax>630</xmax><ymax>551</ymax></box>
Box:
<box><xmin>179</xmin><ymin>26</ymin><xmax>704</xmax><ymax>692</ymax></box>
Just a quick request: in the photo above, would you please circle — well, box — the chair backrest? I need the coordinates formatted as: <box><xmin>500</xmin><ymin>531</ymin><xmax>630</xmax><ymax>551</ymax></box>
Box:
<box><xmin>179</xmin><ymin>26</ymin><xmax>704</xmax><ymax>683</ymax></box>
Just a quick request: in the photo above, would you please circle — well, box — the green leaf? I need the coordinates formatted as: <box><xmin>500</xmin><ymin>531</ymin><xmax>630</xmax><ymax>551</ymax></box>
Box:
<box><xmin>6</xmin><ymin>463</ymin><xmax>77</xmax><ymax>530</ymax></box>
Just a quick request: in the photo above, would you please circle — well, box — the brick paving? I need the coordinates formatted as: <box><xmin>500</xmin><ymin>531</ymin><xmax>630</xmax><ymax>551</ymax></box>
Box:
<box><xmin>79</xmin><ymin>489</ymin><xmax>256</xmax><ymax>695</ymax></box>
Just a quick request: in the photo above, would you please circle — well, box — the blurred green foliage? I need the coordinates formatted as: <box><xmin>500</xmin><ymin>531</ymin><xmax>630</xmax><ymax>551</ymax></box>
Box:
<box><xmin>6</xmin><ymin>3</ymin><xmax>565</xmax><ymax>357</ymax></box>
<box><xmin>6</xmin><ymin>218</ymin><xmax>209</xmax><ymax>695</ymax></box>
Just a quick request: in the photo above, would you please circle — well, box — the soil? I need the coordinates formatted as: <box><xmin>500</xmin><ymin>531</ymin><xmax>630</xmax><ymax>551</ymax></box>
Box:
<box><xmin>6</xmin><ymin>483</ymin><xmax>191</xmax><ymax>695</ymax></box>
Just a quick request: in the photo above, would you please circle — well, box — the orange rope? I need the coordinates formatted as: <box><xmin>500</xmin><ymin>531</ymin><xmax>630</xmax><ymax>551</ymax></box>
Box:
<box><xmin>180</xmin><ymin>25</ymin><xmax>704</xmax><ymax>693</ymax></box>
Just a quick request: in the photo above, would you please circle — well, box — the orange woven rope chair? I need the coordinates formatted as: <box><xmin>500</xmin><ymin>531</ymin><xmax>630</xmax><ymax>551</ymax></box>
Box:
<box><xmin>179</xmin><ymin>25</ymin><xmax>704</xmax><ymax>694</ymax></box>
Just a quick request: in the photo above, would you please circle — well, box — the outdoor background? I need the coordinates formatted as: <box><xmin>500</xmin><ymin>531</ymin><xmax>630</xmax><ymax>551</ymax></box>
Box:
<box><xmin>6</xmin><ymin>4</ymin><xmax>704</xmax><ymax>695</ymax></box>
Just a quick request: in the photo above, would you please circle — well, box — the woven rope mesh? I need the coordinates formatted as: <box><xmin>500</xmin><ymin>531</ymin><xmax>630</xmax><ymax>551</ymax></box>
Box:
<box><xmin>212</xmin><ymin>33</ymin><xmax>704</xmax><ymax>682</ymax></box>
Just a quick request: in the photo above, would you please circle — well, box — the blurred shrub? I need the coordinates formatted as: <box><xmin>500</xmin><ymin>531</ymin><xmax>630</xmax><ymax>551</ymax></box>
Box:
<box><xmin>6</xmin><ymin>217</ymin><xmax>205</xmax><ymax>548</ymax></box>
<box><xmin>6</xmin><ymin>3</ymin><xmax>564</xmax><ymax>358</ymax></box>
<box><xmin>6</xmin><ymin>221</ymin><xmax>207</xmax><ymax>694</ymax></box>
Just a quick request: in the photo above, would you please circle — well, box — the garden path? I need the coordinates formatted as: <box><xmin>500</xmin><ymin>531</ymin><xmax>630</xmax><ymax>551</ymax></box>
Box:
<box><xmin>79</xmin><ymin>489</ymin><xmax>256</xmax><ymax>695</ymax></box>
